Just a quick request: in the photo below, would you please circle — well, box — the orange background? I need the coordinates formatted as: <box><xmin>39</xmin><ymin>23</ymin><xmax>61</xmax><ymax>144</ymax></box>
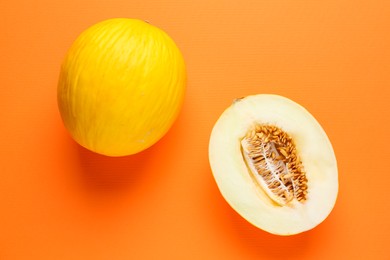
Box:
<box><xmin>1</xmin><ymin>0</ymin><xmax>390</xmax><ymax>259</ymax></box>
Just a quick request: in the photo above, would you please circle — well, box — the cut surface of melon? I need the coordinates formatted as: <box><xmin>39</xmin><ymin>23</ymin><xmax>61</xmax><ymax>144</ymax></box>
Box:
<box><xmin>208</xmin><ymin>94</ymin><xmax>338</xmax><ymax>235</ymax></box>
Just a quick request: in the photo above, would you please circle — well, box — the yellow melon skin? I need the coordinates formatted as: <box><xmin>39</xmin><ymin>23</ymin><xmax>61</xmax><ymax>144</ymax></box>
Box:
<box><xmin>58</xmin><ymin>18</ymin><xmax>186</xmax><ymax>156</ymax></box>
<box><xmin>209</xmin><ymin>94</ymin><xmax>338</xmax><ymax>235</ymax></box>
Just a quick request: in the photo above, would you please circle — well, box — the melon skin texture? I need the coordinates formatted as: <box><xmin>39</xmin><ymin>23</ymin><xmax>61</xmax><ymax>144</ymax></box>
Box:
<box><xmin>58</xmin><ymin>18</ymin><xmax>186</xmax><ymax>156</ymax></box>
<box><xmin>208</xmin><ymin>94</ymin><xmax>338</xmax><ymax>235</ymax></box>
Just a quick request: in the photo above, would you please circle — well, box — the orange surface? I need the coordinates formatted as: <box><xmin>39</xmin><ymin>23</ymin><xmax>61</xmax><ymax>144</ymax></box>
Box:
<box><xmin>1</xmin><ymin>0</ymin><xmax>390</xmax><ymax>259</ymax></box>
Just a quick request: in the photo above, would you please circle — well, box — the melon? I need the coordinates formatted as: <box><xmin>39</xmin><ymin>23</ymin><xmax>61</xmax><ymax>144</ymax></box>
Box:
<box><xmin>57</xmin><ymin>18</ymin><xmax>186</xmax><ymax>156</ymax></box>
<box><xmin>209</xmin><ymin>94</ymin><xmax>338</xmax><ymax>235</ymax></box>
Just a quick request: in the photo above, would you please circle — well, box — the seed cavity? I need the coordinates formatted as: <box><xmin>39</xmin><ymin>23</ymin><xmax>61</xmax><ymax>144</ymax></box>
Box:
<box><xmin>241</xmin><ymin>124</ymin><xmax>308</xmax><ymax>206</ymax></box>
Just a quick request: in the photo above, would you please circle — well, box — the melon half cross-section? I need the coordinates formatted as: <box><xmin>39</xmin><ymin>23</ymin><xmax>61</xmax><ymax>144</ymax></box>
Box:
<box><xmin>208</xmin><ymin>94</ymin><xmax>338</xmax><ymax>235</ymax></box>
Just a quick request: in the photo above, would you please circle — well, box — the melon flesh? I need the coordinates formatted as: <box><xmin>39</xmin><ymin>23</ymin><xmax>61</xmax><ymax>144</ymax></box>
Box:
<box><xmin>208</xmin><ymin>94</ymin><xmax>338</xmax><ymax>235</ymax></box>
